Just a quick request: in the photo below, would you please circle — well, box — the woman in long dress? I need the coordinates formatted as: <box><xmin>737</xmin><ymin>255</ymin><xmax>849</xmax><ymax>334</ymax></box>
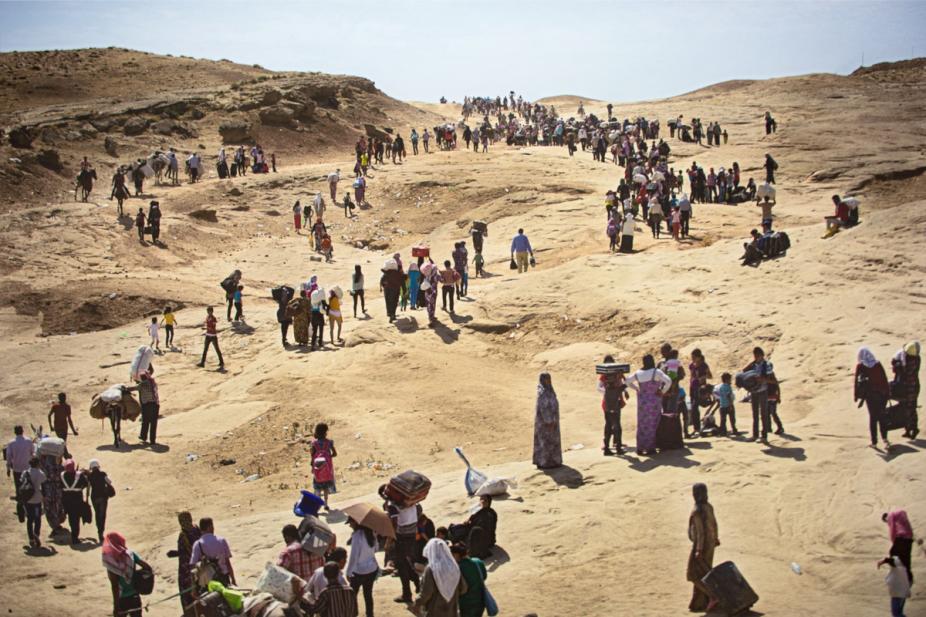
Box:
<box><xmin>626</xmin><ymin>355</ymin><xmax>672</xmax><ymax>455</ymax></box>
<box><xmin>892</xmin><ymin>341</ymin><xmax>921</xmax><ymax>439</ymax></box>
<box><xmin>532</xmin><ymin>373</ymin><xmax>562</xmax><ymax>469</ymax></box>
<box><xmin>687</xmin><ymin>483</ymin><xmax>720</xmax><ymax>612</ymax></box>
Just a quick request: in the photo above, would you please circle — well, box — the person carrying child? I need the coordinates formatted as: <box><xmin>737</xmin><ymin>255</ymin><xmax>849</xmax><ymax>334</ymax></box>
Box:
<box><xmin>311</xmin><ymin>423</ymin><xmax>337</xmax><ymax>511</ymax></box>
<box><xmin>598</xmin><ymin>355</ymin><xmax>629</xmax><ymax>455</ymax></box>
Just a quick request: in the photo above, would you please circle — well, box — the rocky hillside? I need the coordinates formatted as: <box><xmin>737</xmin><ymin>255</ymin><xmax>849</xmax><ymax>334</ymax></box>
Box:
<box><xmin>0</xmin><ymin>48</ymin><xmax>445</xmax><ymax>209</ymax></box>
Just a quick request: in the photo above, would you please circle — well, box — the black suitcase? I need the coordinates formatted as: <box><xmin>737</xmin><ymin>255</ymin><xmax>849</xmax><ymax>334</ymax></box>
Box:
<box><xmin>883</xmin><ymin>403</ymin><xmax>909</xmax><ymax>432</ymax></box>
<box><xmin>701</xmin><ymin>561</ymin><xmax>758</xmax><ymax>615</ymax></box>
<box><xmin>230</xmin><ymin>162</ymin><xmax>238</xmax><ymax>177</ymax></box>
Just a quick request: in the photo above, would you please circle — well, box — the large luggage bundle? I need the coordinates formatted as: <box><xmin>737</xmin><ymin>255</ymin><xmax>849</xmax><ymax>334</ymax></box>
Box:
<box><xmin>271</xmin><ymin>286</ymin><xmax>295</xmax><ymax>304</ymax></box>
<box><xmin>472</xmin><ymin>220</ymin><xmax>489</xmax><ymax>235</ymax></box>
<box><xmin>129</xmin><ymin>346</ymin><xmax>154</xmax><ymax>381</ymax></box>
<box><xmin>121</xmin><ymin>393</ymin><xmax>141</xmax><ymax>421</ymax></box>
<box><xmin>735</xmin><ymin>370</ymin><xmax>759</xmax><ymax>392</ymax></box>
<box><xmin>596</xmin><ymin>363</ymin><xmax>631</xmax><ymax>375</ymax></box>
<box><xmin>385</xmin><ymin>470</ymin><xmax>431</xmax><ymax>507</ymax></box>
<box><xmin>299</xmin><ymin>515</ymin><xmax>335</xmax><ymax>556</ymax></box>
<box><xmin>756</xmin><ymin>182</ymin><xmax>776</xmax><ymax>201</ymax></box>
<box><xmin>37</xmin><ymin>436</ymin><xmax>66</xmax><ymax>458</ymax></box>
<box><xmin>701</xmin><ymin>561</ymin><xmax>759</xmax><ymax>615</ymax></box>
<box><xmin>90</xmin><ymin>394</ymin><xmax>108</xmax><ymax>420</ymax></box>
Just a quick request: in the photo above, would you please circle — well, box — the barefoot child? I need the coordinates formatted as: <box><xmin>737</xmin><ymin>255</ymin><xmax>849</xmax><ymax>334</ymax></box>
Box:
<box><xmin>311</xmin><ymin>423</ymin><xmax>337</xmax><ymax>510</ymax></box>
<box><xmin>671</xmin><ymin>207</ymin><xmax>681</xmax><ymax>240</ymax></box>
<box><xmin>147</xmin><ymin>316</ymin><xmax>160</xmax><ymax>352</ymax></box>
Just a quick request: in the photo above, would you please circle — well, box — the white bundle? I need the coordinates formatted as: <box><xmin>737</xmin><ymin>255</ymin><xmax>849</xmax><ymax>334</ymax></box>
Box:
<box><xmin>842</xmin><ymin>197</ymin><xmax>860</xmax><ymax>209</ymax></box>
<box><xmin>254</xmin><ymin>563</ymin><xmax>303</xmax><ymax>604</ymax></box>
<box><xmin>310</xmin><ymin>288</ymin><xmax>326</xmax><ymax>306</ymax></box>
<box><xmin>757</xmin><ymin>183</ymin><xmax>776</xmax><ymax>200</ymax></box>
<box><xmin>101</xmin><ymin>385</ymin><xmax>125</xmax><ymax>403</ymax></box>
<box><xmin>475</xmin><ymin>477</ymin><xmax>517</xmax><ymax>497</ymax></box>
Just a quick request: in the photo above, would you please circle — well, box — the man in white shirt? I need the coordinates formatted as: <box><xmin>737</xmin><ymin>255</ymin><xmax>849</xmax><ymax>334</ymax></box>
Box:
<box><xmin>327</xmin><ymin>170</ymin><xmax>340</xmax><ymax>202</ymax></box>
<box><xmin>4</xmin><ymin>426</ymin><xmax>33</xmax><ymax>522</ymax></box>
<box><xmin>304</xmin><ymin>547</ymin><xmax>348</xmax><ymax>604</ymax></box>
<box><xmin>187</xmin><ymin>153</ymin><xmax>201</xmax><ymax>183</ymax></box>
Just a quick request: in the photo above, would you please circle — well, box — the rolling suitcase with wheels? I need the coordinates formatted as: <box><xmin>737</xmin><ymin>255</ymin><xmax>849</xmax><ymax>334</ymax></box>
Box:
<box><xmin>701</xmin><ymin>561</ymin><xmax>758</xmax><ymax>615</ymax></box>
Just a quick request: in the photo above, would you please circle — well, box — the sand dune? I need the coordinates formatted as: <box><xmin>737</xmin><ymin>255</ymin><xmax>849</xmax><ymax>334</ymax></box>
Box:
<box><xmin>1</xmin><ymin>52</ymin><xmax>925</xmax><ymax>616</ymax></box>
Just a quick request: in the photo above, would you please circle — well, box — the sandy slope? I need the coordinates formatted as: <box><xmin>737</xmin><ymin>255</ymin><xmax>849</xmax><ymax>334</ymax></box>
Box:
<box><xmin>1</xmin><ymin>57</ymin><xmax>926</xmax><ymax>617</ymax></box>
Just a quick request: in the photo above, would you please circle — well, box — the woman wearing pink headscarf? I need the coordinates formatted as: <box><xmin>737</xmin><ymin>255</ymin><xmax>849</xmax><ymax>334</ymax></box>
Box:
<box><xmin>880</xmin><ymin>510</ymin><xmax>914</xmax><ymax>585</ymax></box>
<box><xmin>103</xmin><ymin>532</ymin><xmax>150</xmax><ymax>617</ymax></box>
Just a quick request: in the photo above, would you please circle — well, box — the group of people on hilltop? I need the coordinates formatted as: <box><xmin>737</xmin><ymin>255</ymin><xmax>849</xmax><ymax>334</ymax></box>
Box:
<box><xmin>668</xmin><ymin>116</ymin><xmax>726</xmax><ymax>146</ymax></box>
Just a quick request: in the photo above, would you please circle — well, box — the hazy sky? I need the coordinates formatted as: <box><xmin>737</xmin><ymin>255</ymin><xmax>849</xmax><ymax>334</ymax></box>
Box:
<box><xmin>1</xmin><ymin>0</ymin><xmax>924</xmax><ymax>102</ymax></box>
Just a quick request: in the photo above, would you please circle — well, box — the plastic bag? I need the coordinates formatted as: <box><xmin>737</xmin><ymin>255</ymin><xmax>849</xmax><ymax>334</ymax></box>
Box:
<box><xmin>455</xmin><ymin>447</ymin><xmax>487</xmax><ymax>496</ymax></box>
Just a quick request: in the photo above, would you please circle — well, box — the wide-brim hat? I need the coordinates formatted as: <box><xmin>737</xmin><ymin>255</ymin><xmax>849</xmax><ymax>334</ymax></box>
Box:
<box><xmin>294</xmin><ymin>490</ymin><xmax>325</xmax><ymax>517</ymax></box>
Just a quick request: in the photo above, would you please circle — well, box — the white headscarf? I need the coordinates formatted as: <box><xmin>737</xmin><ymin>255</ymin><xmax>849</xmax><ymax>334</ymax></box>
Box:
<box><xmin>857</xmin><ymin>347</ymin><xmax>878</xmax><ymax>369</ymax></box>
<box><xmin>422</xmin><ymin>538</ymin><xmax>460</xmax><ymax>603</ymax></box>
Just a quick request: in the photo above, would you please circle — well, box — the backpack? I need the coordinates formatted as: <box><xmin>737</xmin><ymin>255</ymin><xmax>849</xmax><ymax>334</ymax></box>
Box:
<box><xmin>311</xmin><ymin>440</ymin><xmax>334</xmax><ymax>483</ymax></box>
<box><xmin>17</xmin><ymin>471</ymin><xmax>35</xmax><ymax>504</ymax></box>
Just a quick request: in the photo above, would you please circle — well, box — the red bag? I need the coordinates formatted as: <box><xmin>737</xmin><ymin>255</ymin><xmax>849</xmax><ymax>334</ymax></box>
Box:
<box><xmin>412</xmin><ymin>245</ymin><xmax>430</xmax><ymax>258</ymax></box>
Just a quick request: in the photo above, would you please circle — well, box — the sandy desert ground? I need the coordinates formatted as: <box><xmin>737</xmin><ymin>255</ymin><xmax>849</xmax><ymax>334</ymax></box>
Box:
<box><xmin>1</xmin><ymin>50</ymin><xmax>925</xmax><ymax>617</ymax></box>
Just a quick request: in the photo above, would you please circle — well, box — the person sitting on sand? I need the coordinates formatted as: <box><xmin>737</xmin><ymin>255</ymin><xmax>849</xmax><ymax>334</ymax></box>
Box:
<box><xmin>825</xmin><ymin>194</ymin><xmax>851</xmax><ymax>236</ymax></box>
<box><xmin>450</xmin><ymin>495</ymin><xmax>498</xmax><ymax>559</ymax></box>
